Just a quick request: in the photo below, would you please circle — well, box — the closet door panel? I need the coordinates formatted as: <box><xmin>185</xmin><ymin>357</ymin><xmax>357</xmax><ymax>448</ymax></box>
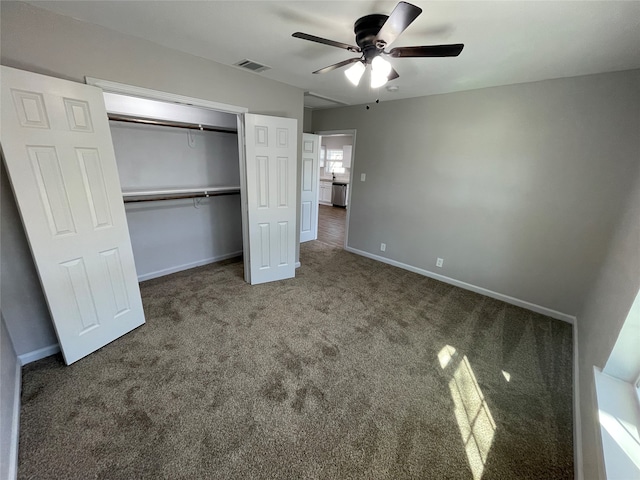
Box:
<box><xmin>1</xmin><ymin>66</ymin><xmax>145</xmax><ymax>364</ymax></box>
<box><xmin>244</xmin><ymin>114</ymin><xmax>297</xmax><ymax>284</ymax></box>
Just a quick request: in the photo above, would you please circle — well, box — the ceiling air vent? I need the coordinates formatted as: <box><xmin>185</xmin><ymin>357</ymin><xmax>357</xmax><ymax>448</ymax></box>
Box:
<box><xmin>234</xmin><ymin>59</ymin><xmax>271</xmax><ymax>73</ymax></box>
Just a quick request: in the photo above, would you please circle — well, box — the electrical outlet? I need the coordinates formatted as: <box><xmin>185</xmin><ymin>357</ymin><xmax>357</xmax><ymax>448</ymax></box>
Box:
<box><xmin>436</xmin><ymin>257</ymin><xmax>444</xmax><ymax>268</ymax></box>
<box><xmin>361</xmin><ymin>173</ymin><xmax>366</xmax><ymax>182</ymax></box>
<box><xmin>380</xmin><ymin>243</ymin><xmax>386</xmax><ymax>252</ymax></box>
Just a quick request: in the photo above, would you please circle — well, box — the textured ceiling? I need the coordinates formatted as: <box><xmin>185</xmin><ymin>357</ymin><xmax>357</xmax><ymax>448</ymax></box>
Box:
<box><xmin>27</xmin><ymin>1</ymin><xmax>640</xmax><ymax>108</ymax></box>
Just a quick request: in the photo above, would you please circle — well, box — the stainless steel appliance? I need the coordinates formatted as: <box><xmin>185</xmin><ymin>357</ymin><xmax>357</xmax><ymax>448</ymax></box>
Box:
<box><xmin>331</xmin><ymin>182</ymin><xmax>348</xmax><ymax>207</ymax></box>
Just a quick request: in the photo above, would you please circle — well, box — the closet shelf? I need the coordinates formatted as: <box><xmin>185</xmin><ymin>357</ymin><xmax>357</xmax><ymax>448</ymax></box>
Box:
<box><xmin>122</xmin><ymin>186</ymin><xmax>240</xmax><ymax>203</ymax></box>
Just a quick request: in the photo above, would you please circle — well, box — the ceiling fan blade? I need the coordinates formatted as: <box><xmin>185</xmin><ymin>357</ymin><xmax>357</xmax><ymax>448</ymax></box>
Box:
<box><xmin>388</xmin><ymin>44</ymin><xmax>464</xmax><ymax>58</ymax></box>
<box><xmin>388</xmin><ymin>67</ymin><xmax>400</xmax><ymax>81</ymax></box>
<box><xmin>292</xmin><ymin>32</ymin><xmax>360</xmax><ymax>52</ymax></box>
<box><xmin>313</xmin><ymin>58</ymin><xmax>362</xmax><ymax>74</ymax></box>
<box><xmin>375</xmin><ymin>2</ymin><xmax>422</xmax><ymax>48</ymax></box>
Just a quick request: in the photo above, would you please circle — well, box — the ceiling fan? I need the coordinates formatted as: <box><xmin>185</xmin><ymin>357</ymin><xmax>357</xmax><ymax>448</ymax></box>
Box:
<box><xmin>292</xmin><ymin>1</ymin><xmax>464</xmax><ymax>89</ymax></box>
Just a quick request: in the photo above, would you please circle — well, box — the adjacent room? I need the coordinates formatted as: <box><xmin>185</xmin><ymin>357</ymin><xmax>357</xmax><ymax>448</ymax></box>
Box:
<box><xmin>1</xmin><ymin>1</ymin><xmax>639</xmax><ymax>479</ymax></box>
<box><xmin>316</xmin><ymin>132</ymin><xmax>353</xmax><ymax>248</ymax></box>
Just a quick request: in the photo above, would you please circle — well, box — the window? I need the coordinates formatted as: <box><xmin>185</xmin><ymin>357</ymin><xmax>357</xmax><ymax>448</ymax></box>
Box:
<box><xmin>594</xmin><ymin>288</ymin><xmax>640</xmax><ymax>478</ymax></box>
<box><xmin>326</xmin><ymin>149</ymin><xmax>345</xmax><ymax>174</ymax></box>
<box><xmin>326</xmin><ymin>149</ymin><xmax>343</xmax><ymax>161</ymax></box>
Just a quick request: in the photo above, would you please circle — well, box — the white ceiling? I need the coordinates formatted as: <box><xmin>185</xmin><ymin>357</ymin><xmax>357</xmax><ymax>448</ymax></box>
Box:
<box><xmin>27</xmin><ymin>1</ymin><xmax>640</xmax><ymax>108</ymax></box>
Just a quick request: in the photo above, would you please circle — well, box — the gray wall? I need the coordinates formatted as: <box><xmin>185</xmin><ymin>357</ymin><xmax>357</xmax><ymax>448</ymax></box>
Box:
<box><xmin>312</xmin><ymin>69</ymin><xmax>640</xmax><ymax>317</ymax></box>
<box><xmin>1</xmin><ymin>1</ymin><xmax>304</xmax><ymax>355</ymax></box>
<box><xmin>303</xmin><ymin>107</ymin><xmax>313</xmax><ymax>133</ymax></box>
<box><xmin>1</xmin><ymin>162</ymin><xmax>57</xmax><ymax>355</ymax></box>
<box><xmin>604</xmin><ymin>289</ymin><xmax>640</xmax><ymax>382</ymax></box>
<box><xmin>321</xmin><ymin>135</ymin><xmax>353</xmax><ymax>151</ymax></box>
<box><xmin>0</xmin><ymin>313</ymin><xmax>19</xmax><ymax>480</ymax></box>
<box><xmin>125</xmin><ymin>196</ymin><xmax>243</xmax><ymax>280</ymax></box>
<box><xmin>576</xmin><ymin>168</ymin><xmax>640</xmax><ymax>478</ymax></box>
<box><xmin>111</xmin><ymin>123</ymin><xmax>240</xmax><ymax>192</ymax></box>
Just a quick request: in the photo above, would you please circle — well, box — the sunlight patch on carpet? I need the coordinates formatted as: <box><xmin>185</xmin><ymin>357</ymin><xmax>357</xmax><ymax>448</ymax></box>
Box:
<box><xmin>439</xmin><ymin>345</ymin><xmax>497</xmax><ymax>480</ymax></box>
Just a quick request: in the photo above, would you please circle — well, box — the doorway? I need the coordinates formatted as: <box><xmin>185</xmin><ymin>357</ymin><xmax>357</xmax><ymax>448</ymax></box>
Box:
<box><xmin>88</xmin><ymin>79</ymin><xmax>298</xmax><ymax>286</ymax></box>
<box><xmin>315</xmin><ymin>130</ymin><xmax>356</xmax><ymax>249</ymax></box>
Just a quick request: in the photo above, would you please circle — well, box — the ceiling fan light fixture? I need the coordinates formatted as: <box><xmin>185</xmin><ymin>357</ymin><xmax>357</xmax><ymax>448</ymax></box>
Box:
<box><xmin>370</xmin><ymin>56</ymin><xmax>392</xmax><ymax>88</ymax></box>
<box><xmin>344</xmin><ymin>61</ymin><xmax>366</xmax><ymax>86</ymax></box>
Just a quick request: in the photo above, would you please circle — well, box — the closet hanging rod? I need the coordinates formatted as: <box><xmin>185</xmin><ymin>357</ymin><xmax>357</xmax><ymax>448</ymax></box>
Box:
<box><xmin>123</xmin><ymin>190</ymin><xmax>240</xmax><ymax>203</ymax></box>
<box><xmin>122</xmin><ymin>186</ymin><xmax>241</xmax><ymax>197</ymax></box>
<box><xmin>108</xmin><ymin>114</ymin><xmax>237</xmax><ymax>134</ymax></box>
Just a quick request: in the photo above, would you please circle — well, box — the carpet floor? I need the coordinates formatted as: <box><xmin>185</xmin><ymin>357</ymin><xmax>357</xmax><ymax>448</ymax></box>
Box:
<box><xmin>19</xmin><ymin>241</ymin><xmax>574</xmax><ymax>479</ymax></box>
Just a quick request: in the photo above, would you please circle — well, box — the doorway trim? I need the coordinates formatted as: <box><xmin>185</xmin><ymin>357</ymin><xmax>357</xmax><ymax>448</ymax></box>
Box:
<box><xmin>313</xmin><ymin>129</ymin><xmax>357</xmax><ymax>250</ymax></box>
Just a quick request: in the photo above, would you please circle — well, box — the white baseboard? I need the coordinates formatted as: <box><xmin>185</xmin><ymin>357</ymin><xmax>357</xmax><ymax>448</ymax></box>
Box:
<box><xmin>345</xmin><ymin>246</ymin><xmax>577</xmax><ymax>324</ymax></box>
<box><xmin>18</xmin><ymin>343</ymin><xmax>60</xmax><ymax>366</ymax></box>
<box><xmin>8</xmin><ymin>361</ymin><xmax>21</xmax><ymax>480</ymax></box>
<box><xmin>295</xmin><ymin>262</ymin><xmax>301</xmax><ymax>268</ymax></box>
<box><xmin>573</xmin><ymin>323</ymin><xmax>583</xmax><ymax>480</ymax></box>
<box><xmin>137</xmin><ymin>251</ymin><xmax>243</xmax><ymax>282</ymax></box>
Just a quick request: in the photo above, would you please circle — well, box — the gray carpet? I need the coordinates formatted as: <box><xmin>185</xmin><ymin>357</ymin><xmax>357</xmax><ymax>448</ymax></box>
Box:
<box><xmin>19</xmin><ymin>241</ymin><xmax>574</xmax><ymax>479</ymax></box>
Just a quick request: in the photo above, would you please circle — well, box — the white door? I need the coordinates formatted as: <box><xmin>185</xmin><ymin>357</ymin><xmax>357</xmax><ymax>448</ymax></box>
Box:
<box><xmin>1</xmin><ymin>66</ymin><xmax>145</xmax><ymax>364</ymax></box>
<box><xmin>244</xmin><ymin>114</ymin><xmax>298</xmax><ymax>284</ymax></box>
<box><xmin>300</xmin><ymin>133</ymin><xmax>320</xmax><ymax>242</ymax></box>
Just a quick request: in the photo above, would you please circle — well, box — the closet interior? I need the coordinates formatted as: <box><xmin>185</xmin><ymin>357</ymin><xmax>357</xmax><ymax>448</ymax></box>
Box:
<box><xmin>104</xmin><ymin>92</ymin><xmax>244</xmax><ymax>281</ymax></box>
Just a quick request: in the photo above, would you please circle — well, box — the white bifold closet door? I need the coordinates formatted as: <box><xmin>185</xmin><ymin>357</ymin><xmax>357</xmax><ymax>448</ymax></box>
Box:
<box><xmin>244</xmin><ymin>114</ymin><xmax>297</xmax><ymax>284</ymax></box>
<box><xmin>1</xmin><ymin>66</ymin><xmax>145</xmax><ymax>364</ymax></box>
<box><xmin>300</xmin><ymin>133</ymin><xmax>320</xmax><ymax>243</ymax></box>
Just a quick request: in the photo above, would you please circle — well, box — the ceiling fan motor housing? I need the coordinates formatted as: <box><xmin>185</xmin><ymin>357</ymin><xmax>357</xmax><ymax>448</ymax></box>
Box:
<box><xmin>354</xmin><ymin>14</ymin><xmax>388</xmax><ymax>62</ymax></box>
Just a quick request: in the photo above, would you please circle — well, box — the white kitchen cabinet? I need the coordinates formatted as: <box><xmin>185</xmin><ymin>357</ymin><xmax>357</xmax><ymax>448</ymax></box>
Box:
<box><xmin>319</xmin><ymin>180</ymin><xmax>333</xmax><ymax>205</ymax></box>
